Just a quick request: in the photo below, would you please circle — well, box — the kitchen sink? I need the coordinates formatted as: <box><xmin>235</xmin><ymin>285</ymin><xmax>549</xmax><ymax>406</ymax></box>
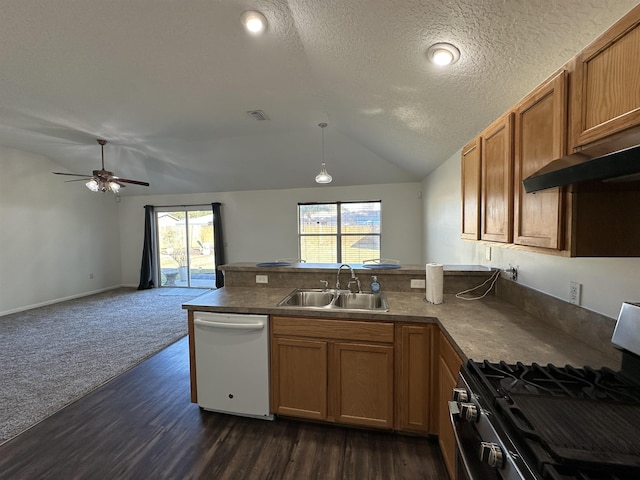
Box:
<box><xmin>277</xmin><ymin>289</ymin><xmax>334</xmax><ymax>307</ymax></box>
<box><xmin>277</xmin><ymin>288</ymin><xmax>389</xmax><ymax>312</ymax></box>
<box><xmin>333</xmin><ymin>292</ymin><xmax>387</xmax><ymax>310</ymax></box>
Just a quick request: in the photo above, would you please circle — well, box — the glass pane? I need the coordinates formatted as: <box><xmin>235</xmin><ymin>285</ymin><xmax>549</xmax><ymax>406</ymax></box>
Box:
<box><xmin>342</xmin><ymin>235</ymin><xmax>380</xmax><ymax>263</ymax></box>
<box><xmin>157</xmin><ymin>211</ymin><xmax>188</xmax><ymax>286</ymax></box>
<box><xmin>300</xmin><ymin>235</ymin><xmax>337</xmax><ymax>263</ymax></box>
<box><xmin>157</xmin><ymin>209</ymin><xmax>216</xmax><ymax>288</ymax></box>
<box><xmin>341</xmin><ymin>202</ymin><xmax>381</xmax><ymax>234</ymax></box>
<box><xmin>299</xmin><ymin>204</ymin><xmax>337</xmax><ymax>234</ymax></box>
<box><xmin>186</xmin><ymin>211</ymin><xmax>216</xmax><ymax>288</ymax></box>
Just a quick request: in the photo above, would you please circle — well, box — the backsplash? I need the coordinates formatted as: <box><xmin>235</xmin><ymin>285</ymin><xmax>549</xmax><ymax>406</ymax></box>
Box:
<box><xmin>496</xmin><ymin>278</ymin><xmax>621</xmax><ymax>361</ymax></box>
<box><xmin>220</xmin><ymin>263</ymin><xmax>495</xmax><ymax>294</ymax></box>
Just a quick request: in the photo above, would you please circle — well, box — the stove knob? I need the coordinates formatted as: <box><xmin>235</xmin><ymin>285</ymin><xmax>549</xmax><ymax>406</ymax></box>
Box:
<box><xmin>479</xmin><ymin>442</ymin><xmax>504</xmax><ymax>469</ymax></box>
<box><xmin>452</xmin><ymin>388</ymin><xmax>468</xmax><ymax>403</ymax></box>
<box><xmin>459</xmin><ymin>402</ymin><xmax>478</xmax><ymax>422</ymax></box>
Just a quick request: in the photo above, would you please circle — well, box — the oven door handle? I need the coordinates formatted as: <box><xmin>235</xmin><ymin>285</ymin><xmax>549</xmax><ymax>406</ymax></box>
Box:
<box><xmin>449</xmin><ymin>401</ymin><xmax>480</xmax><ymax>480</ymax></box>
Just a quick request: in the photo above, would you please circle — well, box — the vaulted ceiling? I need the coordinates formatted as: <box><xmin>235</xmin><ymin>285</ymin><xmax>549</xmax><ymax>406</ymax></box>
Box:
<box><xmin>1</xmin><ymin>1</ymin><xmax>637</xmax><ymax>195</ymax></box>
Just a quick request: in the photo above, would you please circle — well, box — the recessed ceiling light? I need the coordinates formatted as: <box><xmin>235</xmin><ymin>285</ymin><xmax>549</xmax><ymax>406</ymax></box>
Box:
<box><xmin>426</xmin><ymin>42</ymin><xmax>460</xmax><ymax>66</ymax></box>
<box><xmin>241</xmin><ymin>11</ymin><xmax>267</xmax><ymax>35</ymax></box>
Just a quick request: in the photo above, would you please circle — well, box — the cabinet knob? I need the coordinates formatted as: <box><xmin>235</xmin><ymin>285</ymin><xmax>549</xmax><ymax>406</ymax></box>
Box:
<box><xmin>479</xmin><ymin>442</ymin><xmax>504</xmax><ymax>469</ymax></box>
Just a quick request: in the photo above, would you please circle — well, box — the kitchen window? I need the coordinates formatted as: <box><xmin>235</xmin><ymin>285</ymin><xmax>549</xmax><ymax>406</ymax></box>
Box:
<box><xmin>298</xmin><ymin>201</ymin><xmax>381</xmax><ymax>263</ymax></box>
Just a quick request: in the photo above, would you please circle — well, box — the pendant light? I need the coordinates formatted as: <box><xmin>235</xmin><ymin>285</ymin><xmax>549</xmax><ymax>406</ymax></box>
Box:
<box><xmin>315</xmin><ymin>123</ymin><xmax>333</xmax><ymax>184</ymax></box>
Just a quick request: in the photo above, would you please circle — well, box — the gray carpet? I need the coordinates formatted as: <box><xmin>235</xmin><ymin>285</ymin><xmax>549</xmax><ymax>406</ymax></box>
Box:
<box><xmin>0</xmin><ymin>287</ymin><xmax>206</xmax><ymax>444</ymax></box>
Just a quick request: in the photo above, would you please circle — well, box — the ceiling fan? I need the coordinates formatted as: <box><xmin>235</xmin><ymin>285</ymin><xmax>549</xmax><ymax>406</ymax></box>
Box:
<box><xmin>53</xmin><ymin>139</ymin><xmax>150</xmax><ymax>193</ymax></box>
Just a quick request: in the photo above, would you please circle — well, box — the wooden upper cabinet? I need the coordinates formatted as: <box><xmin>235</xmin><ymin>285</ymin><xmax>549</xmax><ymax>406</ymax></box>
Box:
<box><xmin>513</xmin><ymin>71</ymin><xmax>567</xmax><ymax>249</ymax></box>
<box><xmin>570</xmin><ymin>4</ymin><xmax>640</xmax><ymax>150</ymax></box>
<box><xmin>461</xmin><ymin>138</ymin><xmax>481</xmax><ymax>240</ymax></box>
<box><xmin>481</xmin><ymin>113</ymin><xmax>514</xmax><ymax>243</ymax></box>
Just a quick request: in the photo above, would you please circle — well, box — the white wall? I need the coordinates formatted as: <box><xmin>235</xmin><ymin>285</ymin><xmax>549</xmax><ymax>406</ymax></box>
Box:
<box><xmin>422</xmin><ymin>150</ymin><xmax>640</xmax><ymax>319</ymax></box>
<box><xmin>0</xmin><ymin>147</ymin><xmax>122</xmax><ymax>315</ymax></box>
<box><xmin>118</xmin><ymin>183</ymin><xmax>423</xmax><ymax>286</ymax></box>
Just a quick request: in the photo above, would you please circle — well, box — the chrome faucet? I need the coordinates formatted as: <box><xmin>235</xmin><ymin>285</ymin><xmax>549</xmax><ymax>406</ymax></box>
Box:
<box><xmin>336</xmin><ymin>264</ymin><xmax>361</xmax><ymax>293</ymax></box>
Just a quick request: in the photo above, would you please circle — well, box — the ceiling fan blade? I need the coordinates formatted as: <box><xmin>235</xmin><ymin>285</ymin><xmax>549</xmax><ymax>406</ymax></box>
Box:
<box><xmin>53</xmin><ymin>171</ymin><xmax>90</xmax><ymax>177</ymax></box>
<box><xmin>115</xmin><ymin>178</ymin><xmax>150</xmax><ymax>187</ymax></box>
<box><xmin>64</xmin><ymin>178</ymin><xmax>91</xmax><ymax>183</ymax></box>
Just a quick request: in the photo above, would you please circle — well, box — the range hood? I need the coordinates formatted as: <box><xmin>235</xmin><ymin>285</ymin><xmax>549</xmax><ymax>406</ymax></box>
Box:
<box><xmin>523</xmin><ymin>144</ymin><xmax>640</xmax><ymax>193</ymax></box>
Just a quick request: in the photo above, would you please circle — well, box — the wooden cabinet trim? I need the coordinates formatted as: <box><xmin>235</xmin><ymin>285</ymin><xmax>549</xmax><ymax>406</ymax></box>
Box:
<box><xmin>438</xmin><ymin>331</ymin><xmax>463</xmax><ymax>480</ymax></box>
<box><xmin>271</xmin><ymin>315</ymin><xmax>394</xmax><ymax>343</ymax></box>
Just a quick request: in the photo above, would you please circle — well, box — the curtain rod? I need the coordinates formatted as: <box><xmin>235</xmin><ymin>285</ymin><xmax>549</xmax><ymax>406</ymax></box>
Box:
<box><xmin>144</xmin><ymin>202</ymin><xmax>221</xmax><ymax>208</ymax></box>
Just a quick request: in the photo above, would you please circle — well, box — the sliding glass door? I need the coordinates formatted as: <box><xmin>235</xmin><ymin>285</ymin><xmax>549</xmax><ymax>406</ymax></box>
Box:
<box><xmin>156</xmin><ymin>208</ymin><xmax>215</xmax><ymax>288</ymax></box>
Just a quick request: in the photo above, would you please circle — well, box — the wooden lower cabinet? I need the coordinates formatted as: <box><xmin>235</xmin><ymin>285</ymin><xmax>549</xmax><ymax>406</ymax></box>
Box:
<box><xmin>438</xmin><ymin>331</ymin><xmax>463</xmax><ymax>480</ymax></box>
<box><xmin>270</xmin><ymin>316</ymin><xmax>395</xmax><ymax>429</ymax></box>
<box><xmin>271</xmin><ymin>337</ymin><xmax>327</xmax><ymax>420</ymax></box>
<box><xmin>333</xmin><ymin>342</ymin><xmax>394</xmax><ymax>428</ymax></box>
<box><xmin>395</xmin><ymin>323</ymin><xmax>434</xmax><ymax>433</ymax></box>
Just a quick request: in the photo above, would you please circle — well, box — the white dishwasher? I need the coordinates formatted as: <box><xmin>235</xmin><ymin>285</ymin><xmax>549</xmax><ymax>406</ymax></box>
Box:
<box><xmin>193</xmin><ymin>312</ymin><xmax>273</xmax><ymax>420</ymax></box>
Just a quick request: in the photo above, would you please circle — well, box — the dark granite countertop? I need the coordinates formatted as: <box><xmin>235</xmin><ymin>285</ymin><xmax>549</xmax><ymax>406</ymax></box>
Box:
<box><xmin>183</xmin><ymin>287</ymin><xmax>620</xmax><ymax>370</ymax></box>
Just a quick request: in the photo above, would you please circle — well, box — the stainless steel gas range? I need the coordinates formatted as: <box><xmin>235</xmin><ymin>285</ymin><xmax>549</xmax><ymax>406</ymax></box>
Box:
<box><xmin>449</xmin><ymin>302</ymin><xmax>640</xmax><ymax>480</ymax></box>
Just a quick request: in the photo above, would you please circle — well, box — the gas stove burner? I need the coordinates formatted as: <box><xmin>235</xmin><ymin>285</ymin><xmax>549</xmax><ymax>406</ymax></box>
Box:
<box><xmin>499</xmin><ymin>377</ymin><xmax>541</xmax><ymax>394</ymax></box>
<box><xmin>462</xmin><ymin>359</ymin><xmax>640</xmax><ymax>479</ymax></box>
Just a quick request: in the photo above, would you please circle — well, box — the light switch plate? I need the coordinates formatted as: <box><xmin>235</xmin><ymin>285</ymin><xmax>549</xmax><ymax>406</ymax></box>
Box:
<box><xmin>410</xmin><ymin>279</ymin><xmax>426</xmax><ymax>289</ymax></box>
<box><xmin>256</xmin><ymin>274</ymin><xmax>268</xmax><ymax>284</ymax></box>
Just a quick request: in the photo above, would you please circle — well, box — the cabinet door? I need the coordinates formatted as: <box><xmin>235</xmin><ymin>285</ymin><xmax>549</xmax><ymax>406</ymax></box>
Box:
<box><xmin>396</xmin><ymin>324</ymin><xmax>433</xmax><ymax>433</ymax></box>
<box><xmin>332</xmin><ymin>342</ymin><xmax>394</xmax><ymax>429</ymax></box>
<box><xmin>513</xmin><ymin>71</ymin><xmax>567</xmax><ymax>249</ymax></box>
<box><xmin>570</xmin><ymin>5</ymin><xmax>640</xmax><ymax>149</ymax></box>
<box><xmin>438</xmin><ymin>332</ymin><xmax>463</xmax><ymax>480</ymax></box>
<box><xmin>271</xmin><ymin>337</ymin><xmax>327</xmax><ymax>420</ymax></box>
<box><xmin>461</xmin><ymin>138</ymin><xmax>482</xmax><ymax>240</ymax></box>
<box><xmin>481</xmin><ymin>113</ymin><xmax>514</xmax><ymax>243</ymax></box>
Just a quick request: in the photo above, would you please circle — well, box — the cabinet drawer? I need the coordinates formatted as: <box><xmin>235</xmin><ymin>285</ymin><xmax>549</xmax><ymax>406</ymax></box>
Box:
<box><xmin>271</xmin><ymin>316</ymin><xmax>394</xmax><ymax>343</ymax></box>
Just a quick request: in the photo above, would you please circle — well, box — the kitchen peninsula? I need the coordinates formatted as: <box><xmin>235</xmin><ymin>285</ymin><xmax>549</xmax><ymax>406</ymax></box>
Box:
<box><xmin>184</xmin><ymin>262</ymin><xmax>619</xmax><ymax>368</ymax></box>
<box><xmin>183</xmin><ymin>262</ymin><xmax>621</xmax><ymax>478</ymax></box>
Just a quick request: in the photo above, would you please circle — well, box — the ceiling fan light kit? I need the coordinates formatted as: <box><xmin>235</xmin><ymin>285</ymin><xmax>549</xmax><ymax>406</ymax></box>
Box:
<box><xmin>315</xmin><ymin>123</ymin><xmax>332</xmax><ymax>184</ymax></box>
<box><xmin>52</xmin><ymin>139</ymin><xmax>149</xmax><ymax>194</ymax></box>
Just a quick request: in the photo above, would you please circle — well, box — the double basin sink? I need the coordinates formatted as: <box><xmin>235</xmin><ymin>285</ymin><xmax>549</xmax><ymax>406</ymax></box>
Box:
<box><xmin>277</xmin><ymin>288</ymin><xmax>389</xmax><ymax>312</ymax></box>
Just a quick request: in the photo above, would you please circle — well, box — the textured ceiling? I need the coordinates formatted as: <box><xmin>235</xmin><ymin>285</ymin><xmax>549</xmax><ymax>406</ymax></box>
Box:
<box><xmin>0</xmin><ymin>0</ymin><xmax>638</xmax><ymax>195</ymax></box>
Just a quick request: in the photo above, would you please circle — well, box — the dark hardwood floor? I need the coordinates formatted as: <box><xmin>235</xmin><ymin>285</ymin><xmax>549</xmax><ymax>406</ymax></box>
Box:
<box><xmin>0</xmin><ymin>337</ymin><xmax>448</xmax><ymax>479</ymax></box>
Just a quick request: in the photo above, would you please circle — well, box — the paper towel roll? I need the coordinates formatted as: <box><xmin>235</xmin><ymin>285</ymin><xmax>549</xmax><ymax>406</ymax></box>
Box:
<box><xmin>426</xmin><ymin>263</ymin><xmax>444</xmax><ymax>304</ymax></box>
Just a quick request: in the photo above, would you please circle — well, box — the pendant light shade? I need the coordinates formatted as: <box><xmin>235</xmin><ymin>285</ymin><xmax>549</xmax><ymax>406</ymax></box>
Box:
<box><xmin>315</xmin><ymin>123</ymin><xmax>332</xmax><ymax>184</ymax></box>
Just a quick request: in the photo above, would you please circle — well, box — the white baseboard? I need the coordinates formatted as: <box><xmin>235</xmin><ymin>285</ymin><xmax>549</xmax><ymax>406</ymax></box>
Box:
<box><xmin>0</xmin><ymin>285</ymin><xmax>125</xmax><ymax>318</ymax></box>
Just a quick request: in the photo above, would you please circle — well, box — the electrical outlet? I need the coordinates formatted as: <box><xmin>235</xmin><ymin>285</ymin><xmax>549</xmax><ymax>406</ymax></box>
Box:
<box><xmin>569</xmin><ymin>281</ymin><xmax>581</xmax><ymax>305</ymax></box>
<box><xmin>485</xmin><ymin>246</ymin><xmax>492</xmax><ymax>261</ymax></box>
<box><xmin>410</xmin><ymin>279</ymin><xmax>426</xmax><ymax>289</ymax></box>
<box><xmin>506</xmin><ymin>264</ymin><xmax>518</xmax><ymax>281</ymax></box>
<box><xmin>256</xmin><ymin>274</ymin><xmax>268</xmax><ymax>284</ymax></box>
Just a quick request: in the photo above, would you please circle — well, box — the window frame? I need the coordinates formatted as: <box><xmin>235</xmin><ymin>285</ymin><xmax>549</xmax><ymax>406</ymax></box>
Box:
<box><xmin>297</xmin><ymin>200</ymin><xmax>381</xmax><ymax>263</ymax></box>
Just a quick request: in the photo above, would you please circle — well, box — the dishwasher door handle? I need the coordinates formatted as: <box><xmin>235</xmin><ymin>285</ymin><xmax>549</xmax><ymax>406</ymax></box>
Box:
<box><xmin>194</xmin><ymin>318</ymin><xmax>265</xmax><ymax>330</ymax></box>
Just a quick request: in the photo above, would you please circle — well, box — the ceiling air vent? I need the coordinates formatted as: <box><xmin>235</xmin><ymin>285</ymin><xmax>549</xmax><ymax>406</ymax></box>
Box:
<box><xmin>247</xmin><ymin>110</ymin><xmax>270</xmax><ymax>121</ymax></box>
